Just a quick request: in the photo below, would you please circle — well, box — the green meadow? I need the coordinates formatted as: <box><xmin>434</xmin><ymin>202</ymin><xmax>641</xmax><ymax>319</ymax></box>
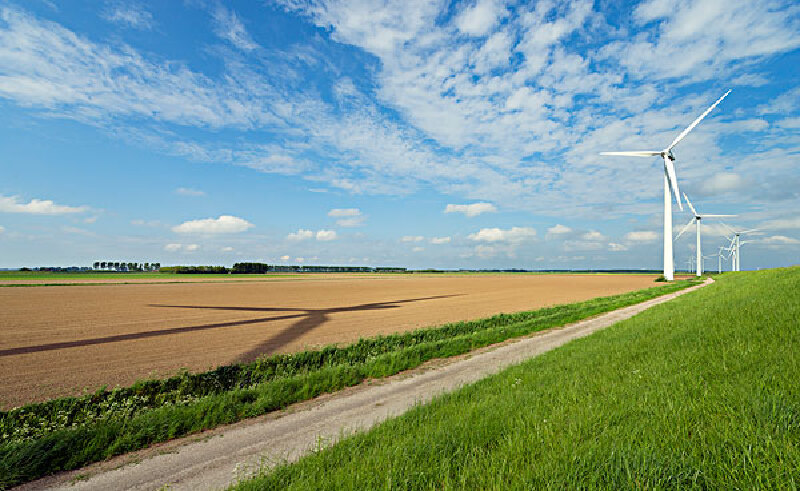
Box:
<box><xmin>238</xmin><ymin>267</ymin><xmax>800</xmax><ymax>490</ymax></box>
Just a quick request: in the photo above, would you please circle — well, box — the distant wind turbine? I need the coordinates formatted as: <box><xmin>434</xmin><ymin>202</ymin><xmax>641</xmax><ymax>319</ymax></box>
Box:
<box><xmin>675</xmin><ymin>192</ymin><xmax>735</xmax><ymax>276</ymax></box>
<box><xmin>721</xmin><ymin>223</ymin><xmax>760</xmax><ymax>271</ymax></box>
<box><xmin>601</xmin><ymin>90</ymin><xmax>731</xmax><ymax>280</ymax></box>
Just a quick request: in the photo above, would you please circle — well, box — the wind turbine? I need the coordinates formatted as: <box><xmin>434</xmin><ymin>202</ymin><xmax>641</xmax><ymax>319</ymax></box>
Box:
<box><xmin>721</xmin><ymin>223</ymin><xmax>759</xmax><ymax>271</ymax></box>
<box><xmin>675</xmin><ymin>193</ymin><xmax>735</xmax><ymax>276</ymax></box>
<box><xmin>601</xmin><ymin>90</ymin><xmax>731</xmax><ymax>280</ymax></box>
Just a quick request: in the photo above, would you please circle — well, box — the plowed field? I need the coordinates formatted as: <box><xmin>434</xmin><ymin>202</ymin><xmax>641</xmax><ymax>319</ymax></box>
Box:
<box><xmin>0</xmin><ymin>274</ymin><xmax>658</xmax><ymax>408</ymax></box>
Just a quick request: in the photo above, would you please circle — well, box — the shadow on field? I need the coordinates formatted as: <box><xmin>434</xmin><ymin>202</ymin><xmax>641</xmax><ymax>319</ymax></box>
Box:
<box><xmin>0</xmin><ymin>295</ymin><xmax>460</xmax><ymax>361</ymax></box>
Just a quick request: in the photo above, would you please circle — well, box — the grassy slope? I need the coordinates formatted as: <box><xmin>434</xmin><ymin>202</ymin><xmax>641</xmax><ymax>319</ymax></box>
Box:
<box><xmin>238</xmin><ymin>267</ymin><xmax>800</xmax><ymax>490</ymax></box>
<box><xmin>0</xmin><ymin>280</ymin><xmax>695</xmax><ymax>488</ymax></box>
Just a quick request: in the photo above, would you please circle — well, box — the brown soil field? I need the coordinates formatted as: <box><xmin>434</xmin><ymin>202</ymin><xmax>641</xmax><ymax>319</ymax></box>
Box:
<box><xmin>0</xmin><ymin>274</ymin><xmax>658</xmax><ymax>409</ymax></box>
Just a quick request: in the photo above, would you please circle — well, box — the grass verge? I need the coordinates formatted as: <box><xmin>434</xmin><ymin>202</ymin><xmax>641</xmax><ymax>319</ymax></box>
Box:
<box><xmin>235</xmin><ymin>267</ymin><xmax>799</xmax><ymax>489</ymax></box>
<box><xmin>0</xmin><ymin>279</ymin><xmax>696</xmax><ymax>488</ymax></box>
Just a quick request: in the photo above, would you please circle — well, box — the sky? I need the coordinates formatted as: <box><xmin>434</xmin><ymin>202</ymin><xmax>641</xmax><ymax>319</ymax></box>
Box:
<box><xmin>0</xmin><ymin>0</ymin><xmax>798</xmax><ymax>270</ymax></box>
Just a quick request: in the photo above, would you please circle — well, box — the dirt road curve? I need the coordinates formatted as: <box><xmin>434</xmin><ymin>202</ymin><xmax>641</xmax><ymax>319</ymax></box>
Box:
<box><xmin>23</xmin><ymin>278</ymin><xmax>711</xmax><ymax>491</ymax></box>
<box><xmin>0</xmin><ymin>274</ymin><xmax>659</xmax><ymax>408</ymax></box>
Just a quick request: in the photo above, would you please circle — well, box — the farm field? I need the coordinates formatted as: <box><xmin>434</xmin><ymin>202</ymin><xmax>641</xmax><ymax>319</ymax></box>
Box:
<box><xmin>0</xmin><ymin>274</ymin><xmax>661</xmax><ymax>408</ymax></box>
<box><xmin>238</xmin><ymin>267</ymin><xmax>800</xmax><ymax>489</ymax></box>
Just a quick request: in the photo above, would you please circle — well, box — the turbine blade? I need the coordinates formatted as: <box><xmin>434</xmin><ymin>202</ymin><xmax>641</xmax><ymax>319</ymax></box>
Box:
<box><xmin>666</xmin><ymin>90</ymin><xmax>731</xmax><ymax>151</ymax></box>
<box><xmin>676</xmin><ymin>218</ymin><xmax>695</xmax><ymax>239</ymax></box>
<box><xmin>720</xmin><ymin>222</ymin><xmax>736</xmax><ymax>235</ymax></box>
<box><xmin>599</xmin><ymin>151</ymin><xmax>662</xmax><ymax>157</ymax></box>
<box><xmin>701</xmin><ymin>214</ymin><xmax>736</xmax><ymax>218</ymax></box>
<box><xmin>741</xmin><ymin>228</ymin><xmax>760</xmax><ymax>234</ymax></box>
<box><xmin>682</xmin><ymin>192</ymin><xmax>698</xmax><ymax>216</ymax></box>
<box><xmin>664</xmin><ymin>155</ymin><xmax>682</xmax><ymax>210</ymax></box>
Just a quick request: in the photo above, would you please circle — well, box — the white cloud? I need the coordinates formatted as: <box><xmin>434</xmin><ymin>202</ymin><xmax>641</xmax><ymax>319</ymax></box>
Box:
<box><xmin>546</xmin><ymin>224</ymin><xmax>572</xmax><ymax>238</ymax></box>
<box><xmin>0</xmin><ymin>195</ymin><xmax>88</xmax><ymax>214</ymax></box>
<box><xmin>336</xmin><ymin>216</ymin><xmax>365</xmax><ymax>227</ymax></box>
<box><xmin>582</xmin><ymin>230</ymin><xmax>606</xmax><ymax>241</ymax></box>
<box><xmin>212</xmin><ymin>6</ymin><xmax>259</xmax><ymax>51</ymax></box>
<box><xmin>164</xmin><ymin>243</ymin><xmax>199</xmax><ymax>252</ymax></box>
<box><xmin>468</xmin><ymin>227</ymin><xmax>536</xmax><ymax>242</ymax></box>
<box><xmin>221</xmin><ymin>246</ymin><xmax>234</xmax><ymax>252</ymax></box>
<box><xmin>760</xmin><ymin>235</ymin><xmax>800</xmax><ymax>245</ymax></box>
<box><xmin>455</xmin><ymin>0</ymin><xmax>503</xmax><ymax>36</ymax></box>
<box><xmin>625</xmin><ymin>231</ymin><xmax>658</xmax><ymax>242</ymax></box>
<box><xmin>0</xmin><ymin>225</ymin><xmax>4</xmax><ymax>233</ymax></box>
<box><xmin>444</xmin><ymin>203</ymin><xmax>497</xmax><ymax>217</ymax></box>
<box><xmin>401</xmin><ymin>235</ymin><xmax>425</xmax><ymax>242</ymax></box>
<box><xmin>172</xmin><ymin>215</ymin><xmax>254</xmax><ymax>234</ymax></box>
<box><xmin>175</xmin><ymin>187</ymin><xmax>206</xmax><ymax>197</ymax></box>
<box><xmin>700</xmin><ymin>173</ymin><xmax>745</xmax><ymax>195</ymax></box>
<box><xmin>412</xmin><ymin>246</ymin><xmax>425</xmax><ymax>252</ymax></box>
<box><xmin>83</xmin><ymin>216</ymin><xmax>98</xmax><ymax>224</ymax></box>
<box><xmin>608</xmin><ymin>242</ymin><xmax>628</xmax><ymax>252</ymax></box>
<box><xmin>280</xmin><ymin>255</ymin><xmax>290</xmax><ymax>261</ymax></box>
<box><xmin>762</xmin><ymin>217</ymin><xmax>800</xmax><ymax>230</ymax></box>
<box><xmin>328</xmin><ymin>208</ymin><xmax>364</xmax><ymax>227</ymax></box>
<box><xmin>288</xmin><ymin>229</ymin><xmax>314</xmax><ymax>241</ymax></box>
<box><xmin>328</xmin><ymin>208</ymin><xmax>361</xmax><ymax>217</ymax></box>
<box><xmin>430</xmin><ymin>236</ymin><xmax>451</xmax><ymax>244</ymax></box>
<box><xmin>316</xmin><ymin>230</ymin><xmax>337</xmax><ymax>241</ymax></box>
<box><xmin>103</xmin><ymin>3</ymin><xmax>153</xmax><ymax>30</ymax></box>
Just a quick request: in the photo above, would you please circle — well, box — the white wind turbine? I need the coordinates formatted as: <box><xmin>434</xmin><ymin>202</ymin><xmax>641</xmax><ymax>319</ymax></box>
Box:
<box><xmin>721</xmin><ymin>223</ymin><xmax>760</xmax><ymax>271</ymax></box>
<box><xmin>675</xmin><ymin>192</ymin><xmax>735</xmax><ymax>276</ymax></box>
<box><xmin>601</xmin><ymin>90</ymin><xmax>731</xmax><ymax>280</ymax></box>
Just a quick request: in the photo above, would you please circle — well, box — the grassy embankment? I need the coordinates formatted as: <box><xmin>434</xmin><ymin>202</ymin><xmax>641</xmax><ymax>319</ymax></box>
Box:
<box><xmin>237</xmin><ymin>267</ymin><xmax>800</xmax><ymax>489</ymax></box>
<box><xmin>0</xmin><ymin>279</ymin><xmax>697</xmax><ymax>487</ymax></box>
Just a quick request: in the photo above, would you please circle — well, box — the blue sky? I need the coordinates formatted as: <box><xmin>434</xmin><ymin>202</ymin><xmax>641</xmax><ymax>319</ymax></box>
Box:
<box><xmin>0</xmin><ymin>0</ymin><xmax>798</xmax><ymax>270</ymax></box>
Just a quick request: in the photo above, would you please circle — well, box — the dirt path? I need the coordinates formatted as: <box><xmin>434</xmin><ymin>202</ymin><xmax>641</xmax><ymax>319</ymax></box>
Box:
<box><xmin>23</xmin><ymin>278</ymin><xmax>712</xmax><ymax>491</ymax></box>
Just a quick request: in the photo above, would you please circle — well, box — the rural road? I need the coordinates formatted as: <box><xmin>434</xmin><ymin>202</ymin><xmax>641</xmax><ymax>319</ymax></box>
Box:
<box><xmin>26</xmin><ymin>278</ymin><xmax>711</xmax><ymax>491</ymax></box>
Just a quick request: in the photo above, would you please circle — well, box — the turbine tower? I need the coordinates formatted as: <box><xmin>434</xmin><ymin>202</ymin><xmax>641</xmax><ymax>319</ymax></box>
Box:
<box><xmin>722</xmin><ymin>223</ymin><xmax>759</xmax><ymax>271</ymax></box>
<box><xmin>675</xmin><ymin>193</ymin><xmax>735</xmax><ymax>276</ymax></box>
<box><xmin>601</xmin><ymin>90</ymin><xmax>731</xmax><ymax>280</ymax></box>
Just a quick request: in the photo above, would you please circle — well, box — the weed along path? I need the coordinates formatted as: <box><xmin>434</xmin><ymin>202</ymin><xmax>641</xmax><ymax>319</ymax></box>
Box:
<box><xmin>26</xmin><ymin>278</ymin><xmax>712</xmax><ymax>491</ymax></box>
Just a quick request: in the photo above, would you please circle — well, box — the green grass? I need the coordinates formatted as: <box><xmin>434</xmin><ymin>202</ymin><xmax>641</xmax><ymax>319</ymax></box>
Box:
<box><xmin>0</xmin><ymin>279</ymin><xmax>696</xmax><ymax>488</ymax></box>
<box><xmin>236</xmin><ymin>267</ymin><xmax>800</xmax><ymax>490</ymax></box>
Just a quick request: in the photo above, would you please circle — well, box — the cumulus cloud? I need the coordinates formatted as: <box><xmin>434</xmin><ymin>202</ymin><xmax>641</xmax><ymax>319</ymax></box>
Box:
<box><xmin>316</xmin><ymin>230</ymin><xmax>337</xmax><ymax>241</ymax></box>
<box><xmin>469</xmin><ymin>227</ymin><xmax>536</xmax><ymax>242</ymax></box>
<box><xmin>700</xmin><ymin>173</ymin><xmax>745</xmax><ymax>195</ymax></box>
<box><xmin>164</xmin><ymin>243</ymin><xmax>199</xmax><ymax>252</ymax></box>
<box><xmin>430</xmin><ymin>236</ymin><xmax>451</xmax><ymax>244</ymax></box>
<box><xmin>455</xmin><ymin>0</ymin><xmax>504</xmax><ymax>36</ymax></box>
<box><xmin>608</xmin><ymin>242</ymin><xmax>628</xmax><ymax>251</ymax></box>
<box><xmin>444</xmin><ymin>203</ymin><xmax>497</xmax><ymax>217</ymax></box>
<box><xmin>288</xmin><ymin>229</ymin><xmax>314</xmax><ymax>240</ymax></box>
<box><xmin>626</xmin><ymin>231</ymin><xmax>658</xmax><ymax>242</ymax></box>
<box><xmin>175</xmin><ymin>187</ymin><xmax>206</xmax><ymax>197</ymax></box>
<box><xmin>546</xmin><ymin>224</ymin><xmax>572</xmax><ymax>238</ymax></box>
<box><xmin>0</xmin><ymin>225</ymin><xmax>5</xmax><ymax>233</ymax></box>
<box><xmin>280</xmin><ymin>255</ymin><xmax>290</xmax><ymax>261</ymax></box>
<box><xmin>582</xmin><ymin>231</ymin><xmax>606</xmax><ymax>241</ymax></box>
<box><xmin>0</xmin><ymin>195</ymin><xmax>88</xmax><ymax>214</ymax></box>
<box><xmin>172</xmin><ymin>215</ymin><xmax>254</xmax><ymax>234</ymax></box>
<box><xmin>328</xmin><ymin>208</ymin><xmax>364</xmax><ymax>227</ymax></box>
<box><xmin>412</xmin><ymin>246</ymin><xmax>425</xmax><ymax>252</ymax></box>
<box><xmin>221</xmin><ymin>246</ymin><xmax>234</xmax><ymax>252</ymax></box>
<box><xmin>401</xmin><ymin>235</ymin><xmax>425</xmax><ymax>242</ymax></box>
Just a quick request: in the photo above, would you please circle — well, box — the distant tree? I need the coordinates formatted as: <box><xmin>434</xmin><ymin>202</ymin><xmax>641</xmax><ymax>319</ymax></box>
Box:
<box><xmin>100</xmin><ymin>262</ymin><xmax>106</xmax><ymax>269</ymax></box>
<box><xmin>144</xmin><ymin>262</ymin><xmax>150</xmax><ymax>271</ymax></box>
<box><xmin>93</xmin><ymin>261</ymin><xmax>100</xmax><ymax>270</ymax></box>
<box><xmin>232</xmin><ymin>262</ymin><xmax>270</xmax><ymax>274</ymax></box>
<box><xmin>153</xmin><ymin>263</ymin><xmax>161</xmax><ymax>270</ymax></box>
